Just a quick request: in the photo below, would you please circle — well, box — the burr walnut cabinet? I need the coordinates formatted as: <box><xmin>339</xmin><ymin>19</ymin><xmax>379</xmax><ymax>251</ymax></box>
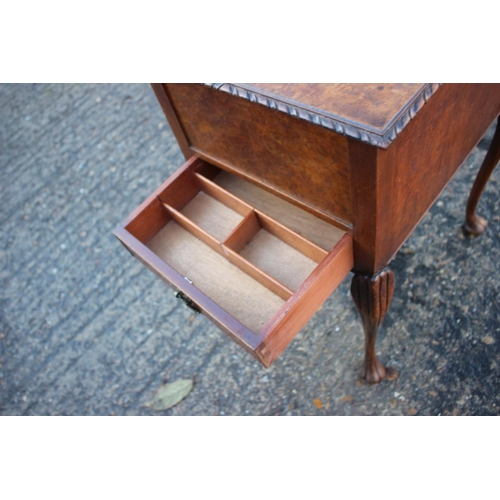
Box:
<box><xmin>114</xmin><ymin>83</ymin><xmax>500</xmax><ymax>383</ymax></box>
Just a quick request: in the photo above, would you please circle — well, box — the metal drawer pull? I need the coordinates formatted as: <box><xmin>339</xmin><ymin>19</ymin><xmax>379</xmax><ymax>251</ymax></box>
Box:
<box><xmin>174</xmin><ymin>290</ymin><xmax>201</xmax><ymax>314</ymax></box>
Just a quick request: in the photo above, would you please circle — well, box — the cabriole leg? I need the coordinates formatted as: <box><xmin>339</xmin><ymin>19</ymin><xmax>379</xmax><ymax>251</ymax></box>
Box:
<box><xmin>351</xmin><ymin>267</ymin><xmax>398</xmax><ymax>384</ymax></box>
<box><xmin>463</xmin><ymin>116</ymin><xmax>500</xmax><ymax>235</ymax></box>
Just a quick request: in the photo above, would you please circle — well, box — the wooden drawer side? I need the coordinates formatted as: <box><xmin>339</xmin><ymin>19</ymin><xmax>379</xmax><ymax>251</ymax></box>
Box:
<box><xmin>257</xmin><ymin>234</ymin><xmax>353</xmax><ymax>366</ymax></box>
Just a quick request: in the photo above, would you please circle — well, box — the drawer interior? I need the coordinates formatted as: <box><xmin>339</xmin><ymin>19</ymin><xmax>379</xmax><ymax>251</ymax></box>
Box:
<box><xmin>223</xmin><ymin>211</ymin><xmax>324</xmax><ymax>295</ymax></box>
<box><xmin>209</xmin><ymin>169</ymin><xmax>346</xmax><ymax>250</ymax></box>
<box><xmin>116</xmin><ymin>156</ymin><xmax>353</xmax><ymax>366</ymax></box>
<box><xmin>147</xmin><ymin>222</ymin><xmax>285</xmax><ymax>333</ymax></box>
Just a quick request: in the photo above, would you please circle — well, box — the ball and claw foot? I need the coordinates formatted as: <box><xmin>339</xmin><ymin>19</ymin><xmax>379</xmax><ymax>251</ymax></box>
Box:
<box><xmin>463</xmin><ymin>116</ymin><xmax>500</xmax><ymax>236</ymax></box>
<box><xmin>362</xmin><ymin>357</ymin><xmax>399</xmax><ymax>384</ymax></box>
<box><xmin>463</xmin><ymin>214</ymin><xmax>488</xmax><ymax>236</ymax></box>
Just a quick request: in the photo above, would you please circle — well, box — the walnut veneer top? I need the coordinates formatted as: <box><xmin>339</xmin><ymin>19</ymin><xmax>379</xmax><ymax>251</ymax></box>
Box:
<box><xmin>207</xmin><ymin>83</ymin><xmax>440</xmax><ymax>148</ymax></box>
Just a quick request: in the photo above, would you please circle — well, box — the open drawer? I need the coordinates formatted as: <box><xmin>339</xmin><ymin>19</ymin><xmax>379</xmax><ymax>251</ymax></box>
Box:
<box><xmin>114</xmin><ymin>156</ymin><xmax>353</xmax><ymax>367</ymax></box>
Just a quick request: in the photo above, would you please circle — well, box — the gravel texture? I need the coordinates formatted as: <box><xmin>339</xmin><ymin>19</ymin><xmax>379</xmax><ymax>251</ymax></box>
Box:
<box><xmin>1</xmin><ymin>83</ymin><xmax>499</xmax><ymax>416</ymax></box>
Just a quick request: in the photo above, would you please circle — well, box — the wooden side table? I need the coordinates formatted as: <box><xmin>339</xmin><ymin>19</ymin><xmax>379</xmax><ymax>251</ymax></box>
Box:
<box><xmin>114</xmin><ymin>83</ymin><xmax>500</xmax><ymax>383</ymax></box>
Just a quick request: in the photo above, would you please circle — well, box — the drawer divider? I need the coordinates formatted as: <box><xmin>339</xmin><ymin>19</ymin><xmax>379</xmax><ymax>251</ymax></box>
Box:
<box><xmin>221</xmin><ymin>244</ymin><xmax>294</xmax><ymax>301</ymax></box>
<box><xmin>254</xmin><ymin>211</ymin><xmax>328</xmax><ymax>264</ymax></box>
<box><xmin>116</xmin><ymin>156</ymin><xmax>354</xmax><ymax>367</ymax></box>
<box><xmin>160</xmin><ymin>201</ymin><xmax>223</xmax><ymax>255</ymax></box>
<box><xmin>193</xmin><ymin>172</ymin><xmax>253</xmax><ymax>216</ymax></box>
<box><xmin>222</xmin><ymin>210</ymin><xmax>325</xmax><ymax>299</ymax></box>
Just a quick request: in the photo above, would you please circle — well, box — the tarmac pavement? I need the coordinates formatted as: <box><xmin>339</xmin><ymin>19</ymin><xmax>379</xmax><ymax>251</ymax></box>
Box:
<box><xmin>1</xmin><ymin>83</ymin><xmax>499</xmax><ymax>415</ymax></box>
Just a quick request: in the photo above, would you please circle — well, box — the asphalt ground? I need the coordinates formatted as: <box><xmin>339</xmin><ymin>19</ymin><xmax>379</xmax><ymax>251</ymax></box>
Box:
<box><xmin>1</xmin><ymin>83</ymin><xmax>499</xmax><ymax>415</ymax></box>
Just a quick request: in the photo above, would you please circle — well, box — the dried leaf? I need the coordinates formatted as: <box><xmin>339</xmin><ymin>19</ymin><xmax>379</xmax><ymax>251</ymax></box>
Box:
<box><xmin>313</xmin><ymin>398</ymin><xmax>323</xmax><ymax>409</ymax></box>
<box><xmin>343</xmin><ymin>395</ymin><xmax>352</xmax><ymax>403</ymax></box>
<box><xmin>145</xmin><ymin>379</ymin><xmax>193</xmax><ymax>411</ymax></box>
<box><xmin>407</xmin><ymin>408</ymin><xmax>417</xmax><ymax>416</ymax></box>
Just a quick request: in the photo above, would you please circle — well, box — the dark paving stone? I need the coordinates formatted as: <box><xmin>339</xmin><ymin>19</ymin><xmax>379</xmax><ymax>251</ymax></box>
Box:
<box><xmin>0</xmin><ymin>83</ymin><xmax>499</xmax><ymax>415</ymax></box>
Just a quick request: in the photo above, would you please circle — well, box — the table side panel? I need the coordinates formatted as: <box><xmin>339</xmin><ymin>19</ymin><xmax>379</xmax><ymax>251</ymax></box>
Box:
<box><xmin>165</xmin><ymin>83</ymin><xmax>352</xmax><ymax>226</ymax></box>
<box><xmin>351</xmin><ymin>83</ymin><xmax>500</xmax><ymax>272</ymax></box>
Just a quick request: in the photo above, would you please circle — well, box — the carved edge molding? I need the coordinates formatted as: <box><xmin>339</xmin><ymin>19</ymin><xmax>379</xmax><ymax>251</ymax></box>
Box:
<box><xmin>351</xmin><ymin>268</ymin><xmax>395</xmax><ymax>332</ymax></box>
<box><xmin>206</xmin><ymin>83</ymin><xmax>441</xmax><ymax>148</ymax></box>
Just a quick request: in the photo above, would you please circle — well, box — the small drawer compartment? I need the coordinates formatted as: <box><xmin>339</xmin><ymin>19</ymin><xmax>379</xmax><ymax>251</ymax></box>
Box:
<box><xmin>162</xmin><ymin>170</ymin><xmax>252</xmax><ymax>242</ymax></box>
<box><xmin>114</xmin><ymin>156</ymin><xmax>353</xmax><ymax>367</ymax></box>
<box><xmin>222</xmin><ymin>211</ymin><xmax>327</xmax><ymax>300</ymax></box>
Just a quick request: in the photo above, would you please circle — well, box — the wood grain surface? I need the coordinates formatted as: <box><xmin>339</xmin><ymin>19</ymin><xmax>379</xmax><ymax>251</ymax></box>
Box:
<box><xmin>244</xmin><ymin>83</ymin><xmax>426</xmax><ymax>131</ymax></box>
<box><xmin>147</xmin><ymin>221</ymin><xmax>286</xmax><ymax>334</ymax></box>
<box><xmin>151</xmin><ymin>83</ymin><xmax>191</xmax><ymax>158</ymax></box>
<box><xmin>161</xmin><ymin>203</ymin><xmax>223</xmax><ymax>255</ymax></box>
<box><xmin>239</xmin><ymin>229</ymin><xmax>318</xmax><ymax>292</ymax></box>
<box><xmin>206</xmin><ymin>83</ymin><xmax>440</xmax><ymax>148</ymax></box>
<box><xmin>179</xmin><ymin>191</ymin><xmax>244</xmax><ymax>241</ymax></box>
<box><xmin>256</xmin><ymin>233</ymin><xmax>354</xmax><ymax>367</ymax></box>
<box><xmin>256</xmin><ymin>211</ymin><xmax>327</xmax><ymax>263</ymax></box>
<box><xmin>165</xmin><ymin>83</ymin><xmax>352</xmax><ymax>225</ymax></box>
<box><xmin>113</xmin><ymin>225</ymin><xmax>264</xmax><ymax>358</ymax></box>
<box><xmin>222</xmin><ymin>245</ymin><xmax>294</xmax><ymax>301</ymax></box>
<box><xmin>350</xmin><ymin>83</ymin><xmax>500</xmax><ymax>273</ymax></box>
<box><xmin>213</xmin><ymin>171</ymin><xmax>346</xmax><ymax>250</ymax></box>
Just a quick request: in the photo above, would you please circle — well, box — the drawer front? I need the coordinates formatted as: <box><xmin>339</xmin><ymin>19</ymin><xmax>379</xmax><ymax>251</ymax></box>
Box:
<box><xmin>114</xmin><ymin>156</ymin><xmax>353</xmax><ymax>367</ymax></box>
<box><xmin>164</xmin><ymin>83</ymin><xmax>352</xmax><ymax>229</ymax></box>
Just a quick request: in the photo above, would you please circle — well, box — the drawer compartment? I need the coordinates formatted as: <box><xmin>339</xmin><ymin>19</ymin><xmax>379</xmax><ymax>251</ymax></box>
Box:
<box><xmin>114</xmin><ymin>156</ymin><xmax>353</xmax><ymax>367</ymax></box>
